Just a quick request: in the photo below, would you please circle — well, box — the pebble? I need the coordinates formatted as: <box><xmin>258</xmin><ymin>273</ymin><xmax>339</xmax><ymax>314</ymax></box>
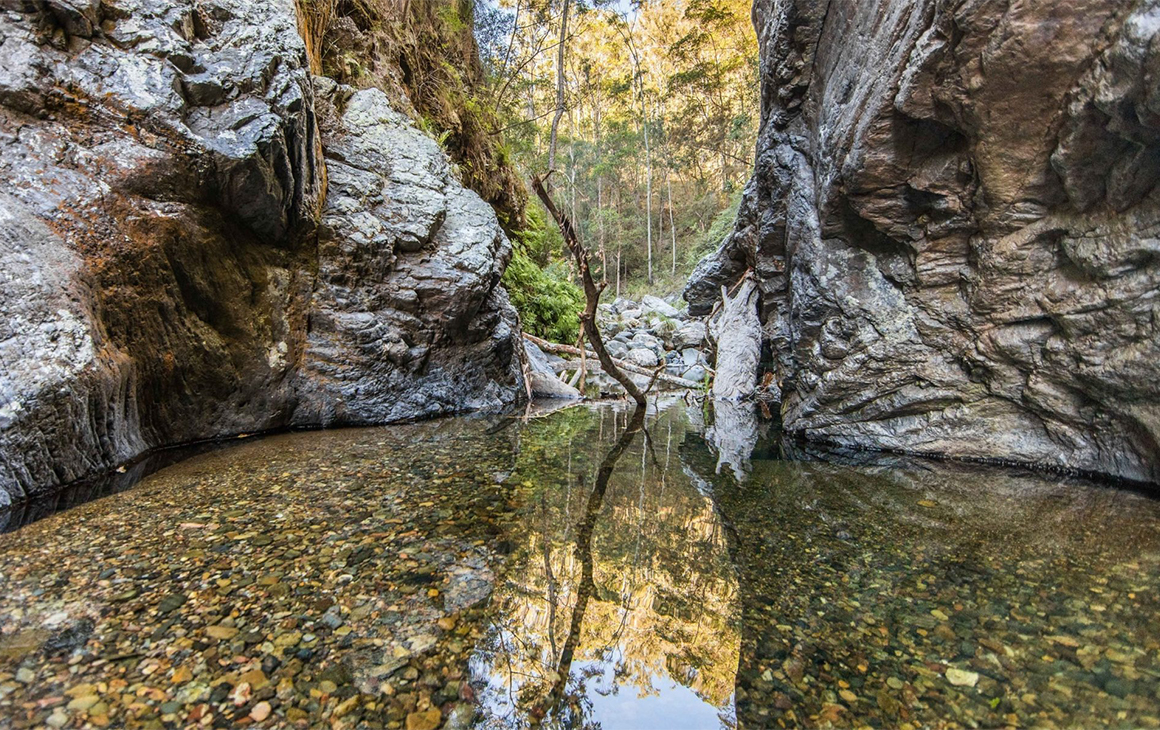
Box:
<box><xmin>66</xmin><ymin>694</ymin><xmax>99</xmax><ymax>712</ymax></box>
<box><xmin>205</xmin><ymin>625</ymin><xmax>238</xmax><ymax>640</ymax></box>
<box><xmin>406</xmin><ymin>708</ymin><xmax>442</xmax><ymax>730</ymax></box>
<box><xmin>0</xmin><ymin>420</ymin><xmax>524</xmax><ymax>730</ymax></box>
<box><xmin>945</xmin><ymin>667</ymin><xmax>979</xmax><ymax>687</ymax></box>
<box><xmin>250</xmin><ymin>700</ymin><xmax>272</xmax><ymax>721</ymax></box>
<box><xmin>0</xmin><ymin>400</ymin><xmax>1157</xmax><ymax>730</ymax></box>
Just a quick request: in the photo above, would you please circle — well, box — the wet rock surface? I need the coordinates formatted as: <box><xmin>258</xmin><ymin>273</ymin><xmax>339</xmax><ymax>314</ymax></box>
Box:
<box><xmin>2</xmin><ymin>403</ymin><xmax>1158</xmax><ymax>729</ymax></box>
<box><xmin>0</xmin><ymin>0</ymin><xmax>522</xmax><ymax>505</ymax></box>
<box><xmin>688</xmin><ymin>0</ymin><xmax>1160</xmax><ymax>483</ymax></box>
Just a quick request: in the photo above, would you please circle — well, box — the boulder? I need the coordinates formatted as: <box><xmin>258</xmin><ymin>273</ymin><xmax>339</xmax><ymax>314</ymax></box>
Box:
<box><xmin>673</xmin><ymin>322</ymin><xmax>707</xmax><ymax>350</ymax></box>
<box><xmin>292</xmin><ymin>86</ymin><xmax>523</xmax><ymax>424</ymax></box>
<box><xmin>605</xmin><ymin>340</ymin><xmax>630</xmax><ymax>361</ymax></box>
<box><xmin>686</xmin><ymin>0</ymin><xmax>1160</xmax><ymax>483</ymax></box>
<box><xmin>523</xmin><ymin>341</ymin><xmax>582</xmax><ymax>400</ymax></box>
<box><xmin>626</xmin><ymin>349</ymin><xmax>660</xmax><ymax>368</ymax></box>
<box><xmin>0</xmin><ymin>2</ymin><xmax>523</xmax><ymax>504</ymax></box>
<box><xmin>641</xmin><ymin>294</ymin><xmax>680</xmax><ymax>319</ymax></box>
<box><xmin>629</xmin><ymin>332</ymin><xmax>663</xmax><ymax>355</ymax></box>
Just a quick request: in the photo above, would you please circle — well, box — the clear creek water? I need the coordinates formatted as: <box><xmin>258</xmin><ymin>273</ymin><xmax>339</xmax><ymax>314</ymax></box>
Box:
<box><xmin>0</xmin><ymin>399</ymin><xmax>1157</xmax><ymax>729</ymax></box>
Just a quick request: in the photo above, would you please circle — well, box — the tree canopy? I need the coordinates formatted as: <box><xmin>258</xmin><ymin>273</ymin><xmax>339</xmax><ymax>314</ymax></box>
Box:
<box><xmin>477</xmin><ymin>0</ymin><xmax>759</xmax><ymax>298</ymax></box>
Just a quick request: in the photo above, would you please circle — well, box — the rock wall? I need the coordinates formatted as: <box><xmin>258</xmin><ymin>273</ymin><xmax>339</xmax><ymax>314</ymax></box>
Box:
<box><xmin>0</xmin><ymin>0</ymin><xmax>524</xmax><ymax>505</ymax></box>
<box><xmin>688</xmin><ymin>0</ymin><xmax>1160</xmax><ymax>483</ymax></box>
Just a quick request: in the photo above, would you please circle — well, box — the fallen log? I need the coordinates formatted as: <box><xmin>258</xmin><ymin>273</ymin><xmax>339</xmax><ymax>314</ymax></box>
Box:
<box><xmin>523</xmin><ymin>333</ymin><xmax>703</xmax><ymax>390</ymax></box>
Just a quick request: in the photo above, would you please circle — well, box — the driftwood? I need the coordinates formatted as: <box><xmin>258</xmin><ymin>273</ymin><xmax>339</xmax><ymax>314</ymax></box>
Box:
<box><xmin>523</xmin><ymin>333</ymin><xmax>702</xmax><ymax>390</ymax></box>
<box><xmin>531</xmin><ymin>173</ymin><xmax>648</xmax><ymax>405</ymax></box>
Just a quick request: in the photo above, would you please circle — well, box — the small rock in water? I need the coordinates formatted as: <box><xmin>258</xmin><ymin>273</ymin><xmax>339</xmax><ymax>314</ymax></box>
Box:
<box><xmin>157</xmin><ymin>593</ymin><xmax>187</xmax><ymax>613</ymax></box>
<box><xmin>206</xmin><ymin>625</ymin><xmax>238</xmax><ymax>640</ymax></box>
<box><xmin>945</xmin><ymin>667</ymin><xmax>979</xmax><ymax>687</ymax></box>
<box><xmin>250</xmin><ymin>701</ymin><xmax>272</xmax><ymax>721</ymax></box>
<box><xmin>67</xmin><ymin>694</ymin><xmax>100</xmax><ymax>712</ymax></box>
<box><xmin>406</xmin><ymin>708</ymin><xmax>442</xmax><ymax>730</ymax></box>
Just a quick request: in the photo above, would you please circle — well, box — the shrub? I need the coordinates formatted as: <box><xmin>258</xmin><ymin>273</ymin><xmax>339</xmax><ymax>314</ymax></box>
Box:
<box><xmin>503</xmin><ymin>206</ymin><xmax>583</xmax><ymax>344</ymax></box>
<box><xmin>503</xmin><ymin>251</ymin><xmax>583</xmax><ymax>344</ymax></box>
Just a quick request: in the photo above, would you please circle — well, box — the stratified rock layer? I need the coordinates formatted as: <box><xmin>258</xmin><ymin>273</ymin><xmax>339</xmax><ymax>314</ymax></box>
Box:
<box><xmin>0</xmin><ymin>0</ymin><xmax>523</xmax><ymax>505</ymax></box>
<box><xmin>688</xmin><ymin>0</ymin><xmax>1160</xmax><ymax>483</ymax></box>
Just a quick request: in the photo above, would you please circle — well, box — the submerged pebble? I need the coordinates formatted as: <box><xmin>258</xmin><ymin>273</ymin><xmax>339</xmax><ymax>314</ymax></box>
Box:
<box><xmin>0</xmin><ymin>400</ymin><xmax>1157</xmax><ymax>729</ymax></box>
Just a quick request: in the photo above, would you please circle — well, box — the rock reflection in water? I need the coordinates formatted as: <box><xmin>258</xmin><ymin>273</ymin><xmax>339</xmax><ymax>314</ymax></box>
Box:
<box><xmin>471</xmin><ymin>401</ymin><xmax>741</xmax><ymax>730</ymax></box>
<box><xmin>704</xmin><ymin>399</ymin><xmax>760</xmax><ymax>482</ymax></box>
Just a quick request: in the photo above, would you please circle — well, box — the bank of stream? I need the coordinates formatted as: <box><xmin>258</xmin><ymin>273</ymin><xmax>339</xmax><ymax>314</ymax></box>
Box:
<box><xmin>0</xmin><ymin>400</ymin><xmax>1157</xmax><ymax>729</ymax></box>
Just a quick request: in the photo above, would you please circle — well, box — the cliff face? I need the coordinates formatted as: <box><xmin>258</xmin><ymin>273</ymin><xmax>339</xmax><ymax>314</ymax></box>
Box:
<box><xmin>688</xmin><ymin>0</ymin><xmax>1160</xmax><ymax>483</ymax></box>
<box><xmin>0</xmin><ymin>0</ymin><xmax>523</xmax><ymax>505</ymax></box>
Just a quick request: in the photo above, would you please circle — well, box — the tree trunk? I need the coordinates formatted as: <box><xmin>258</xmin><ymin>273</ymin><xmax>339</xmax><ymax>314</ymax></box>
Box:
<box><xmin>667</xmin><ymin>168</ymin><xmax>677</xmax><ymax>275</ymax></box>
<box><xmin>547</xmin><ymin>0</ymin><xmax>570</xmax><ymax>184</ymax></box>
<box><xmin>531</xmin><ymin>174</ymin><xmax>648</xmax><ymax>405</ymax></box>
<box><xmin>642</xmin><ymin>96</ymin><xmax>652</xmax><ymax>285</ymax></box>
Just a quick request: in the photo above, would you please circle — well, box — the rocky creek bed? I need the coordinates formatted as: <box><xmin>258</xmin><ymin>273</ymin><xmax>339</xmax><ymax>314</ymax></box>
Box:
<box><xmin>0</xmin><ymin>401</ymin><xmax>1158</xmax><ymax>729</ymax></box>
<box><xmin>524</xmin><ymin>295</ymin><xmax>711</xmax><ymax>400</ymax></box>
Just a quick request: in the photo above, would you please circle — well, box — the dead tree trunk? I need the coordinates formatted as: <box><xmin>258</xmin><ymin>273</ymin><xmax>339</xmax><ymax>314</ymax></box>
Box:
<box><xmin>531</xmin><ymin>174</ymin><xmax>647</xmax><ymax>405</ymax></box>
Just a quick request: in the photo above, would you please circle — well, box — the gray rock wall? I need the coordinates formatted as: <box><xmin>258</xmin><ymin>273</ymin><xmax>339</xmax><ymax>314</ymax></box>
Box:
<box><xmin>688</xmin><ymin>0</ymin><xmax>1160</xmax><ymax>483</ymax></box>
<box><xmin>0</xmin><ymin>0</ymin><xmax>524</xmax><ymax>505</ymax></box>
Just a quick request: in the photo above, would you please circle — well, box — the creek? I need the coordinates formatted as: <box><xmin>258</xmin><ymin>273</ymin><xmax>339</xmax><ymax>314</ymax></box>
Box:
<box><xmin>0</xmin><ymin>400</ymin><xmax>1157</xmax><ymax>729</ymax></box>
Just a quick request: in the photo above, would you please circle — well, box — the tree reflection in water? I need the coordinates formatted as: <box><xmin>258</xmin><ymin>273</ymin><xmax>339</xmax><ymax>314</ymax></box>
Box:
<box><xmin>471</xmin><ymin>401</ymin><xmax>740</xmax><ymax>730</ymax></box>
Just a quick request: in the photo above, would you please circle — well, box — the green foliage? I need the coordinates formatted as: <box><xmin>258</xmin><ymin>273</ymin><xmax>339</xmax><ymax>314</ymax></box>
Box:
<box><xmin>686</xmin><ymin>187</ymin><xmax>743</xmax><ymax>267</ymax></box>
<box><xmin>513</xmin><ymin>205</ymin><xmax>564</xmax><ymax>266</ymax></box>
<box><xmin>476</xmin><ymin>0</ymin><xmax>758</xmax><ymax>292</ymax></box>
<box><xmin>503</xmin><ymin>206</ymin><xmax>583</xmax><ymax>344</ymax></box>
<box><xmin>504</xmin><ymin>252</ymin><xmax>583</xmax><ymax>344</ymax></box>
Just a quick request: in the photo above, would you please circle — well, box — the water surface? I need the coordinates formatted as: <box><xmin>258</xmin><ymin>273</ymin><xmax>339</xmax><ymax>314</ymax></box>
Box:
<box><xmin>0</xmin><ymin>400</ymin><xmax>1157</xmax><ymax>729</ymax></box>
